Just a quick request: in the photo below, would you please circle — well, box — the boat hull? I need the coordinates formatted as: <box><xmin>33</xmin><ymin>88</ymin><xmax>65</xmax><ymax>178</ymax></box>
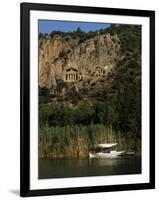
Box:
<box><xmin>89</xmin><ymin>151</ymin><xmax>125</xmax><ymax>158</ymax></box>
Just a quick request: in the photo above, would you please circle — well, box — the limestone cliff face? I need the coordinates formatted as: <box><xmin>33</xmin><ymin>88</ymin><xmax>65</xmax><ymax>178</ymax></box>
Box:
<box><xmin>39</xmin><ymin>33</ymin><xmax>121</xmax><ymax>89</ymax></box>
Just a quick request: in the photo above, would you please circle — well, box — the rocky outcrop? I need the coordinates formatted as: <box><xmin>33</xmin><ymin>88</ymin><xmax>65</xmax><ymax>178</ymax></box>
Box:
<box><xmin>39</xmin><ymin>33</ymin><xmax>121</xmax><ymax>90</ymax></box>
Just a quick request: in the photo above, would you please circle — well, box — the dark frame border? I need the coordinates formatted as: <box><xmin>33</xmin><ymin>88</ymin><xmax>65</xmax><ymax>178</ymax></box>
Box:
<box><xmin>20</xmin><ymin>2</ymin><xmax>155</xmax><ymax>197</ymax></box>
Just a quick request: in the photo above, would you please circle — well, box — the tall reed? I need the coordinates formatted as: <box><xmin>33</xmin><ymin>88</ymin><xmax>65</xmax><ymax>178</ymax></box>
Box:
<box><xmin>39</xmin><ymin>124</ymin><xmax>141</xmax><ymax>158</ymax></box>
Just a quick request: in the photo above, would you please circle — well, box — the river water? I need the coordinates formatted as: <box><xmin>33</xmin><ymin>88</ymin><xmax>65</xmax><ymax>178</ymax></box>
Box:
<box><xmin>39</xmin><ymin>156</ymin><xmax>141</xmax><ymax>179</ymax></box>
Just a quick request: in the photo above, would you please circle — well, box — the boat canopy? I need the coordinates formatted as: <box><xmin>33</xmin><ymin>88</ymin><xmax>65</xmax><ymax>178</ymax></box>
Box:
<box><xmin>95</xmin><ymin>143</ymin><xmax>117</xmax><ymax>148</ymax></box>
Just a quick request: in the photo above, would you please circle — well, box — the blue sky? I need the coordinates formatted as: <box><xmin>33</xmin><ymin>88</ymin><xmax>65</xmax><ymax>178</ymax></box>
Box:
<box><xmin>39</xmin><ymin>20</ymin><xmax>110</xmax><ymax>34</ymax></box>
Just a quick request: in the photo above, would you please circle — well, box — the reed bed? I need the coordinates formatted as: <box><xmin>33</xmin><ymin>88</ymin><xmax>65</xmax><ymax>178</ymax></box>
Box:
<box><xmin>39</xmin><ymin>124</ymin><xmax>141</xmax><ymax>158</ymax></box>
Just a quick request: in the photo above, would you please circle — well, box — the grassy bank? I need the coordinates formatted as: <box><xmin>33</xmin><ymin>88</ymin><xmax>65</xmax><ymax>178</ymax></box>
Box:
<box><xmin>39</xmin><ymin>124</ymin><xmax>141</xmax><ymax>158</ymax></box>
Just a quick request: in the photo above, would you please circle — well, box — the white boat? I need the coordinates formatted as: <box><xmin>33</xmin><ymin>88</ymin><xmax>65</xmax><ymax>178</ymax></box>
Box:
<box><xmin>89</xmin><ymin>143</ymin><xmax>125</xmax><ymax>158</ymax></box>
<box><xmin>89</xmin><ymin>150</ymin><xmax>125</xmax><ymax>158</ymax></box>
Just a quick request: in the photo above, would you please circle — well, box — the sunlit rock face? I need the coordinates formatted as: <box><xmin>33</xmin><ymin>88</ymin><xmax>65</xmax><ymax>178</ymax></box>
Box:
<box><xmin>39</xmin><ymin>33</ymin><xmax>121</xmax><ymax>89</ymax></box>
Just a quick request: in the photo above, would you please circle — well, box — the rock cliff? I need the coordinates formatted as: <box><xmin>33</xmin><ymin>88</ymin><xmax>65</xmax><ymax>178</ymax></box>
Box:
<box><xmin>39</xmin><ymin>32</ymin><xmax>121</xmax><ymax>90</ymax></box>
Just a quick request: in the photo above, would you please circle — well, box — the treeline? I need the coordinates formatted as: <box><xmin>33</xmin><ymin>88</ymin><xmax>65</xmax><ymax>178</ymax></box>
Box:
<box><xmin>39</xmin><ymin>27</ymin><xmax>97</xmax><ymax>42</ymax></box>
<box><xmin>39</xmin><ymin>83</ymin><xmax>141</xmax><ymax>139</ymax></box>
<box><xmin>39</xmin><ymin>24</ymin><xmax>141</xmax><ymax>51</ymax></box>
<box><xmin>39</xmin><ymin>101</ymin><xmax>114</xmax><ymax>127</ymax></box>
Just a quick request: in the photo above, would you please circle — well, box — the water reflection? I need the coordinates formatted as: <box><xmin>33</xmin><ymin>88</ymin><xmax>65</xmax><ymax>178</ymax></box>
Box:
<box><xmin>39</xmin><ymin>157</ymin><xmax>141</xmax><ymax>179</ymax></box>
<box><xmin>89</xmin><ymin>158</ymin><xmax>119</xmax><ymax>166</ymax></box>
